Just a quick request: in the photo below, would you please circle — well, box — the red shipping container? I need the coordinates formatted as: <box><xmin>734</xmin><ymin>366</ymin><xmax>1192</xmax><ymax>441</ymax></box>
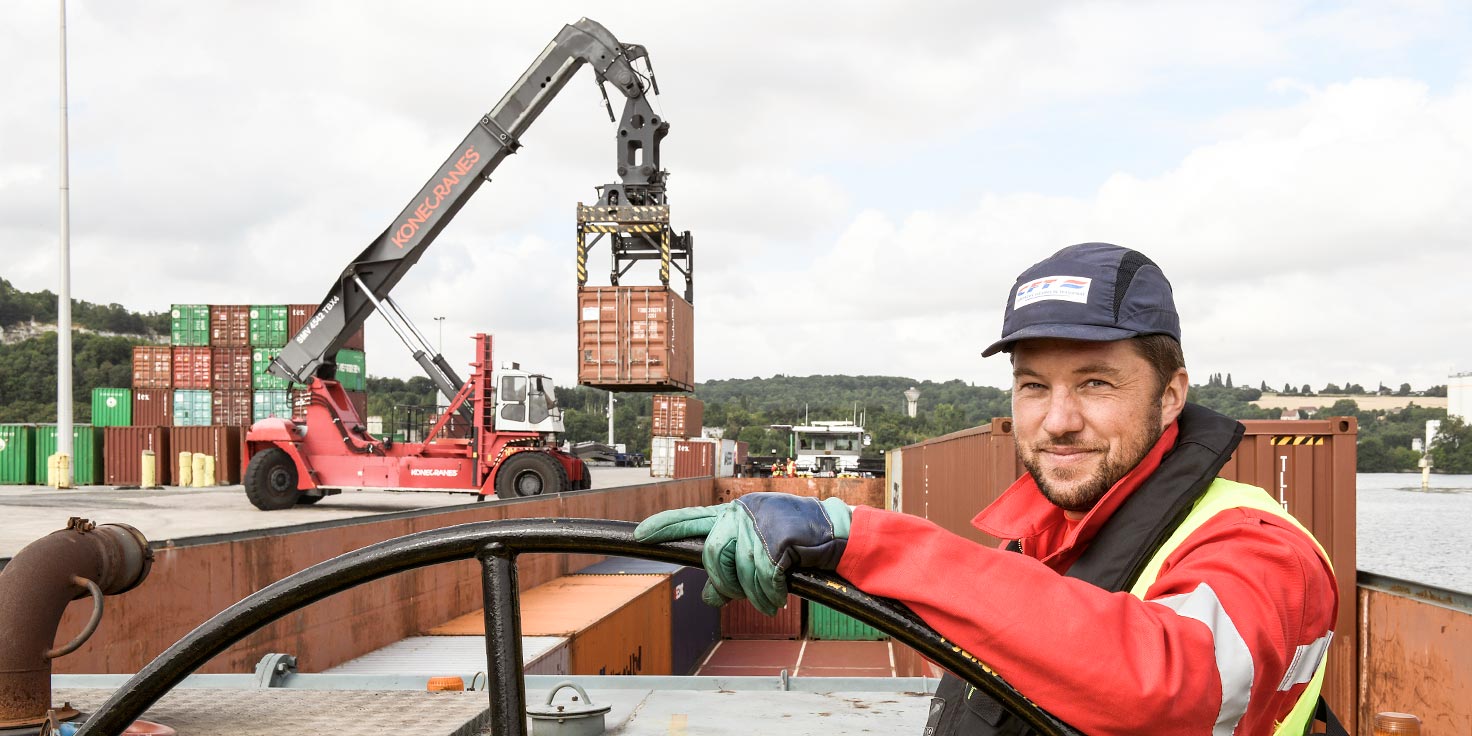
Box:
<box><xmin>103</xmin><ymin>426</ymin><xmax>171</xmax><ymax>486</ymax></box>
<box><xmin>673</xmin><ymin>439</ymin><xmax>714</xmax><ymax>479</ymax></box>
<box><xmin>576</xmin><ymin>286</ymin><xmax>693</xmax><ymax>392</ymax></box>
<box><xmin>652</xmin><ymin>395</ymin><xmax>704</xmax><ymax>438</ymax></box>
<box><xmin>210</xmin><ymin>305</ymin><xmax>250</xmax><ymax>347</ymax></box>
<box><xmin>211</xmin><ymin>347</ymin><xmax>253</xmax><ymax>390</ymax></box>
<box><xmin>171</xmin><ymin>347</ymin><xmax>213</xmax><ymax>389</ymax></box>
<box><xmin>212</xmin><ymin>390</ymin><xmax>253</xmax><ymax>426</ymax></box>
<box><xmin>171</xmin><ymin>426</ymin><xmax>243</xmax><ymax>484</ymax></box>
<box><xmin>720</xmin><ymin>595</ymin><xmax>802</xmax><ymax>640</ymax></box>
<box><xmin>289</xmin><ymin>303</ymin><xmax>364</xmax><ymax>351</ymax></box>
<box><xmin>131</xmin><ymin>346</ymin><xmax>172</xmax><ymax>389</ymax></box>
<box><xmin>131</xmin><ymin>388</ymin><xmax>174</xmax><ymax>427</ymax></box>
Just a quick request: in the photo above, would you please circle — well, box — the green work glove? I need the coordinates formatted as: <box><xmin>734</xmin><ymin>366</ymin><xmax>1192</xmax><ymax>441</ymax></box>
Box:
<box><xmin>634</xmin><ymin>493</ymin><xmax>853</xmax><ymax>616</ymax></box>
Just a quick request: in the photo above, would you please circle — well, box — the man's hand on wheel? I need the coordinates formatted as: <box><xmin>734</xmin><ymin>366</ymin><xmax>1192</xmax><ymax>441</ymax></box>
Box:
<box><xmin>634</xmin><ymin>493</ymin><xmax>852</xmax><ymax>616</ymax></box>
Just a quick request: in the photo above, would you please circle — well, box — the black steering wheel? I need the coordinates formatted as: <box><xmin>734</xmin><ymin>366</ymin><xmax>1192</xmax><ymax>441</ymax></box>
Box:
<box><xmin>73</xmin><ymin>518</ymin><xmax>1082</xmax><ymax>736</ymax></box>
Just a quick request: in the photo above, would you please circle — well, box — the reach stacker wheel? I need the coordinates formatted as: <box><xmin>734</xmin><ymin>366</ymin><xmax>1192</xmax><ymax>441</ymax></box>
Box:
<box><xmin>244</xmin><ymin>448</ymin><xmax>301</xmax><ymax>511</ymax></box>
<box><xmin>494</xmin><ymin>451</ymin><xmax>568</xmax><ymax>497</ymax></box>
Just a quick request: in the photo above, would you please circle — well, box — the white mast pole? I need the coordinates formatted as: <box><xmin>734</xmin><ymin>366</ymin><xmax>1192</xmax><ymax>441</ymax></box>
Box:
<box><xmin>55</xmin><ymin>0</ymin><xmax>75</xmax><ymax>487</ymax></box>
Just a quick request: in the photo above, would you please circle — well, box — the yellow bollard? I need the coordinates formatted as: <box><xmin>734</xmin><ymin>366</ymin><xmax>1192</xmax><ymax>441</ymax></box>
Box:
<box><xmin>202</xmin><ymin>454</ymin><xmax>216</xmax><ymax>486</ymax></box>
<box><xmin>141</xmin><ymin>450</ymin><xmax>157</xmax><ymax>489</ymax></box>
<box><xmin>177</xmin><ymin>452</ymin><xmax>193</xmax><ymax>488</ymax></box>
<box><xmin>47</xmin><ymin>454</ymin><xmax>73</xmax><ymax>489</ymax></box>
<box><xmin>191</xmin><ymin>453</ymin><xmax>208</xmax><ymax>488</ymax></box>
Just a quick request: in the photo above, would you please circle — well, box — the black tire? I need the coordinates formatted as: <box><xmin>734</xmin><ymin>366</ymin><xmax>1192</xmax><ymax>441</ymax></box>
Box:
<box><xmin>574</xmin><ymin>460</ymin><xmax>592</xmax><ymax>490</ymax></box>
<box><xmin>494</xmin><ymin>451</ymin><xmax>568</xmax><ymax>498</ymax></box>
<box><xmin>244</xmin><ymin>448</ymin><xmax>301</xmax><ymax>511</ymax></box>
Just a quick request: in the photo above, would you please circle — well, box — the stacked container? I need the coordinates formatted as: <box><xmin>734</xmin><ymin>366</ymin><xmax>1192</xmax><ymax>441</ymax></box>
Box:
<box><xmin>252</xmin><ymin>348</ymin><xmax>290</xmax><ymax>389</ymax></box>
<box><xmin>131</xmin><ymin>346</ymin><xmax>172</xmax><ymax>388</ymax></box>
<box><xmin>649</xmin><ymin>394</ymin><xmax>703</xmax><ymax>479</ymax></box>
<box><xmin>211</xmin><ymin>347</ymin><xmax>253</xmax><ymax>390</ymax></box>
<box><xmin>0</xmin><ymin>424</ymin><xmax>37</xmax><ymax>485</ymax></box>
<box><xmin>209</xmin><ymin>305</ymin><xmax>250</xmax><ymax>347</ymax></box>
<box><xmin>90</xmin><ymin>388</ymin><xmax>132</xmax><ymax>427</ymax></box>
<box><xmin>171</xmin><ymin>347</ymin><xmax>212</xmax><ymax>390</ymax></box>
<box><xmin>212</xmin><ymin>390</ymin><xmax>253</xmax><ymax>426</ymax></box>
<box><xmin>132</xmin><ymin>389</ymin><xmax>173</xmax><ymax>427</ymax></box>
<box><xmin>249</xmin><ymin>305</ymin><xmax>289</xmax><ymax>347</ymax></box>
<box><xmin>673</xmin><ymin>438</ymin><xmax>715</xmax><ymax>479</ymax></box>
<box><xmin>253</xmin><ymin>391</ymin><xmax>292</xmax><ymax>423</ymax></box>
<box><xmin>334</xmin><ymin>349</ymin><xmax>367</xmax><ymax>392</ymax></box>
<box><xmin>170</xmin><ymin>304</ymin><xmax>210</xmax><ymax>346</ymax></box>
<box><xmin>172</xmin><ymin>390</ymin><xmax>213</xmax><ymax>426</ymax></box>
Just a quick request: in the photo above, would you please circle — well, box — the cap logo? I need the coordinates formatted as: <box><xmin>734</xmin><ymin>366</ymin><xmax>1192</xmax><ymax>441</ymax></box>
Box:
<box><xmin>1014</xmin><ymin>275</ymin><xmax>1091</xmax><ymax>308</ymax></box>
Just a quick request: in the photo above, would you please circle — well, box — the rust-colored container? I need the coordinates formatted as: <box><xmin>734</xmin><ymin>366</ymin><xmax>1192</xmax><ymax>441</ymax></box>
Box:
<box><xmin>211</xmin><ymin>390</ymin><xmax>253</xmax><ymax>427</ymax></box>
<box><xmin>170</xmin><ymin>425</ymin><xmax>243</xmax><ymax>485</ymax></box>
<box><xmin>131</xmin><ymin>388</ymin><xmax>173</xmax><ymax>427</ymax></box>
<box><xmin>289</xmin><ymin>303</ymin><xmax>364</xmax><ymax>351</ymax></box>
<box><xmin>211</xmin><ymin>347</ymin><xmax>253</xmax><ymax>390</ymax></box>
<box><xmin>171</xmin><ymin>347</ymin><xmax>212</xmax><ymax>390</ymax></box>
<box><xmin>734</xmin><ymin>441</ymin><xmax>749</xmax><ymax>469</ymax></box>
<box><xmin>720</xmin><ymin>595</ymin><xmax>802</xmax><ymax>639</ymax></box>
<box><xmin>673</xmin><ymin>439</ymin><xmax>714</xmax><ymax>479</ymax></box>
<box><xmin>131</xmin><ymin>346</ymin><xmax>172</xmax><ymax>389</ymax></box>
<box><xmin>651</xmin><ymin>394</ymin><xmax>704</xmax><ymax>438</ymax></box>
<box><xmin>103</xmin><ymin>426</ymin><xmax>170</xmax><ymax>486</ymax></box>
<box><xmin>576</xmin><ymin>286</ymin><xmax>693</xmax><ymax>392</ymax></box>
<box><xmin>345</xmin><ymin>390</ymin><xmax>367</xmax><ymax>420</ymax></box>
<box><xmin>893</xmin><ymin>418</ymin><xmax>1022</xmax><ymax>547</ymax></box>
<box><xmin>209</xmin><ymin>305</ymin><xmax>250</xmax><ymax>347</ymax></box>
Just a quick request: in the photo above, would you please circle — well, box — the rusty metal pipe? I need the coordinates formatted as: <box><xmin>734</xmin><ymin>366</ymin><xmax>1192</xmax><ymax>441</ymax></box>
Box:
<box><xmin>0</xmin><ymin>518</ymin><xmax>151</xmax><ymax>729</ymax></box>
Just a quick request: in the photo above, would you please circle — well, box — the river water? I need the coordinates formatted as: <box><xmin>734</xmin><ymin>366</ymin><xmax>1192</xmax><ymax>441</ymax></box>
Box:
<box><xmin>1356</xmin><ymin>472</ymin><xmax>1472</xmax><ymax>593</ymax></box>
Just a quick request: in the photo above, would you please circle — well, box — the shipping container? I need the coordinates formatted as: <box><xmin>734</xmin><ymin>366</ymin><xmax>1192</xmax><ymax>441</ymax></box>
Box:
<box><xmin>90</xmin><ymin>388</ymin><xmax>132</xmax><ymax>427</ymax></box>
<box><xmin>322</xmin><ymin>635</ymin><xmax>569</xmax><ymax>677</ymax></box>
<box><xmin>0</xmin><ymin>424</ymin><xmax>37</xmax><ymax>485</ymax></box>
<box><xmin>734</xmin><ymin>441</ymin><xmax>749</xmax><ymax>470</ymax></box>
<box><xmin>171</xmin><ymin>426</ymin><xmax>243</xmax><ymax>485</ymax></box>
<box><xmin>673</xmin><ymin>438</ymin><xmax>715</xmax><ymax>479</ymax></box>
<box><xmin>171</xmin><ymin>346</ymin><xmax>213</xmax><ymax>390</ymax></box>
<box><xmin>650</xmin><ymin>436</ymin><xmax>676</xmax><ymax>478</ymax></box>
<box><xmin>575</xmin><ymin>558</ymin><xmax>722</xmax><ymax>676</ymax></box>
<box><xmin>346</xmin><ymin>390</ymin><xmax>367</xmax><ymax>421</ymax></box>
<box><xmin>651</xmin><ymin>394</ymin><xmax>704</xmax><ymax>438</ymax></box>
<box><xmin>209</xmin><ymin>305</ymin><xmax>250</xmax><ymax>347</ymax></box>
<box><xmin>132</xmin><ymin>388</ymin><xmax>173</xmax><ymax>427</ymax></box>
<box><xmin>212</xmin><ymin>389</ymin><xmax>253</xmax><ymax>426</ymax></box>
<box><xmin>806</xmin><ymin>601</ymin><xmax>887</xmax><ymax>641</ymax></box>
<box><xmin>170</xmin><ymin>304</ymin><xmax>210</xmax><ymax>346</ymax></box>
<box><xmin>716</xmin><ymin>438</ymin><xmax>738</xmax><ymax>478</ymax></box>
<box><xmin>103</xmin><ymin>426</ymin><xmax>170</xmax><ymax>486</ymax></box>
<box><xmin>576</xmin><ymin>286</ymin><xmax>694</xmax><ymax>392</ymax></box>
<box><xmin>334</xmin><ymin>348</ymin><xmax>367</xmax><ymax>392</ymax></box>
<box><xmin>720</xmin><ymin>595</ymin><xmax>802</xmax><ymax>639</ymax></box>
<box><xmin>35</xmin><ymin>424</ymin><xmax>104</xmax><ymax>485</ymax></box>
<box><xmin>172</xmin><ymin>390</ymin><xmax>213</xmax><ymax>427</ymax></box>
<box><xmin>251</xmin><ymin>347</ymin><xmax>291</xmax><ymax>390</ymax></box>
<box><xmin>248</xmin><ymin>305</ymin><xmax>289</xmax><ymax>347</ymax></box>
<box><xmin>253</xmin><ymin>390</ymin><xmax>292</xmax><ymax>423</ymax></box>
<box><xmin>211</xmin><ymin>347</ymin><xmax>254</xmax><ymax>390</ymax></box>
<box><xmin>289</xmin><ymin>303</ymin><xmax>365</xmax><ymax>351</ymax></box>
<box><xmin>131</xmin><ymin>346</ymin><xmax>172</xmax><ymax>389</ymax></box>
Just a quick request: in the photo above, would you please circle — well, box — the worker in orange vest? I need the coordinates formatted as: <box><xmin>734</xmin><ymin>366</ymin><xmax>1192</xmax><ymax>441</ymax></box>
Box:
<box><xmin>785</xmin><ymin>458</ymin><xmax>797</xmax><ymax>477</ymax></box>
<box><xmin>770</xmin><ymin>460</ymin><xmax>782</xmax><ymax>478</ymax></box>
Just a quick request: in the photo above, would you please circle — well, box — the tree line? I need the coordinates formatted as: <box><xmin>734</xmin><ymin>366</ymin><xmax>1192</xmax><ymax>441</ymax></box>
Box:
<box><xmin>0</xmin><ymin>278</ymin><xmax>169</xmax><ymax>337</ymax></box>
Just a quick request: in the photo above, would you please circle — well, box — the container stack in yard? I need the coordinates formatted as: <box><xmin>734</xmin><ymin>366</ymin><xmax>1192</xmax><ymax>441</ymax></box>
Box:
<box><xmin>650</xmin><ymin>395</ymin><xmax>704</xmax><ymax>479</ymax></box>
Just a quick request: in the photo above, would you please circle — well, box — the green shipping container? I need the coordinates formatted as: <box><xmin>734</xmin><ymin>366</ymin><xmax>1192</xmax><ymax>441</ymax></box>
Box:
<box><xmin>173</xmin><ymin>390</ymin><xmax>213</xmax><ymax>426</ymax></box>
<box><xmin>253</xmin><ymin>390</ymin><xmax>292</xmax><ymax>423</ymax></box>
<box><xmin>91</xmin><ymin>388</ymin><xmax>133</xmax><ymax>427</ymax></box>
<box><xmin>806</xmin><ymin>601</ymin><xmax>888</xmax><ymax>641</ymax></box>
<box><xmin>249</xmin><ymin>305</ymin><xmax>289</xmax><ymax>347</ymax></box>
<box><xmin>334</xmin><ymin>348</ymin><xmax>367</xmax><ymax>391</ymax></box>
<box><xmin>171</xmin><ymin>304</ymin><xmax>211</xmax><ymax>346</ymax></box>
<box><xmin>252</xmin><ymin>348</ymin><xmax>291</xmax><ymax>389</ymax></box>
<box><xmin>35</xmin><ymin>424</ymin><xmax>105</xmax><ymax>485</ymax></box>
<box><xmin>0</xmin><ymin>424</ymin><xmax>37</xmax><ymax>484</ymax></box>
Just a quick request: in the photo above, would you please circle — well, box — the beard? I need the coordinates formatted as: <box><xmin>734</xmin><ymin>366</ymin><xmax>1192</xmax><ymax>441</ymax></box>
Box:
<box><xmin>1020</xmin><ymin>403</ymin><xmax>1164</xmax><ymax>514</ymax></box>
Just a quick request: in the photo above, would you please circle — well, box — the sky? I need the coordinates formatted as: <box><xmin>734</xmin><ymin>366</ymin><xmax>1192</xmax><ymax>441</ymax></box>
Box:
<box><xmin>1</xmin><ymin>1</ymin><xmax>1469</xmax><ymax>395</ymax></box>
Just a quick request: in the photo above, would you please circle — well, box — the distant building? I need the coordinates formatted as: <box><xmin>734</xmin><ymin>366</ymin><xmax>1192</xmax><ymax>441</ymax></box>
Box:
<box><xmin>1450</xmin><ymin>372</ymin><xmax>1471</xmax><ymax>422</ymax></box>
<box><xmin>1279</xmin><ymin>409</ymin><xmax>1301</xmax><ymax>421</ymax></box>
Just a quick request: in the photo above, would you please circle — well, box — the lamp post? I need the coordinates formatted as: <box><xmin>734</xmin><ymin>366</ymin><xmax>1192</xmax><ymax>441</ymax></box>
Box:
<box><xmin>433</xmin><ymin>316</ymin><xmax>446</xmax><ymax>355</ymax></box>
<box><xmin>55</xmin><ymin>0</ymin><xmax>74</xmax><ymax>487</ymax></box>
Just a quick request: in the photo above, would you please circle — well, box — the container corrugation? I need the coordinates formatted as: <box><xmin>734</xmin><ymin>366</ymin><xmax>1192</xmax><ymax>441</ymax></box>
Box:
<box><xmin>212</xmin><ymin>390</ymin><xmax>253</xmax><ymax>427</ymax></box>
<box><xmin>132</xmin><ymin>389</ymin><xmax>173</xmax><ymax>427</ymax></box>
<box><xmin>34</xmin><ymin>424</ymin><xmax>104</xmax><ymax>485</ymax></box>
<box><xmin>334</xmin><ymin>349</ymin><xmax>367</xmax><ymax>392</ymax></box>
<box><xmin>211</xmin><ymin>347</ymin><xmax>254</xmax><ymax>390</ymax></box>
<box><xmin>892</xmin><ymin>419</ymin><xmax>1022</xmax><ymax>547</ymax></box>
<box><xmin>172</xmin><ymin>390</ymin><xmax>213</xmax><ymax>427</ymax></box>
<box><xmin>806</xmin><ymin>601</ymin><xmax>887</xmax><ymax>641</ymax></box>
<box><xmin>170</xmin><ymin>426</ymin><xmax>243</xmax><ymax>484</ymax></box>
<box><xmin>322</xmin><ymin>636</ymin><xmax>569</xmax><ymax>676</ymax></box>
<box><xmin>248</xmin><ymin>305</ymin><xmax>289</xmax><ymax>348</ymax></box>
<box><xmin>673</xmin><ymin>439</ymin><xmax>714</xmax><ymax>479</ymax></box>
<box><xmin>170</xmin><ymin>304</ymin><xmax>210</xmax><ymax>346</ymax></box>
<box><xmin>0</xmin><ymin>424</ymin><xmax>37</xmax><ymax>485</ymax></box>
<box><xmin>171</xmin><ymin>347</ymin><xmax>212</xmax><ymax>390</ymax></box>
<box><xmin>90</xmin><ymin>388</ymin><xmax>132</xmax><ymax>427</ymax></box>
<box><xmin>576</xmin><ymin>286</ymin><xmax>694</xmax><ymax>392</ymax></box>
<box><xmin>209</xmin><ymin>305</ymin><xmax>250</xmax><ymax>347</ymax></box>
<box><xmin>650</xmin><ymin>436</ymin><xmax>676</xmax><ymax>478</ymax></box>
<box><xmin>734</xmin><ymin>441</ymin><xmax>749</xmax><ymax>469</ymax></box>
<box><xmin>253</xmin><ymin>391</ymin><xmax>292</xmax><ymax>423</ymax></box>
<box><xmin>251</xmin><ymin>348</ymin><xmax>291</xmax><ymax>390</ymax></box>
<box><xmin>131</xmin><ymin>346</ymin><xmax>172</xmax><ymax>389</ymax></box>
<box><xmin>289</xmin><ymin>303</ymin><xmax>364</xmax><ymax>351</ymax></box>
<box><xmin>103</xmin><ymin>426</ymin><xmax>170</xmax><ymax>486</ymax></box>
<box><xmin>574</xmin><ymin>558</ymin><xmax>721</xmax><ymax>676</ymax></box>
<box><xmin>720</xmin><ymin>595</ymin><xmax>802</xmax><ymax>639</ymax></box>
<box><xmin>651</xmin><ymin>395</ymin><xmax>704</xmax><ymax>438</ymax></box>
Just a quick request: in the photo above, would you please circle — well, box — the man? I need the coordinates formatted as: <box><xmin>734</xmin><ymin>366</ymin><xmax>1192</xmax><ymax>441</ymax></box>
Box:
<box><xmin>637</xmin><ymin>243</ymin><xmax>1339</xmax><ymax>735</ymax></box>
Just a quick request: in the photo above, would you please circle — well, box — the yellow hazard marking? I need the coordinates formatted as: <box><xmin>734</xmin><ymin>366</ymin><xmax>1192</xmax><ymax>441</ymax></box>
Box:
<box><xmin>823</xmin><ymin>580</ymin><xmax>848</xmax><ymax>592</ymax></box>
<box><xmin>1271</xmin><ymin>436</ymin><xmax>1325</xmax><ymax>446</ymax></box>
<box><xmin>584</xmin><ymin>223</ymin><xmax>664</xmax><ymax>233</ymax></box>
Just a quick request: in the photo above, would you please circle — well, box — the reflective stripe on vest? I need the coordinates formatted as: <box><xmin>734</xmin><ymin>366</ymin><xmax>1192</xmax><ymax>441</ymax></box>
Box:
<box><xmin>1127</xmin><ymin>478</ymin><xmax>1334</xmax><ymax>736</ymax></box>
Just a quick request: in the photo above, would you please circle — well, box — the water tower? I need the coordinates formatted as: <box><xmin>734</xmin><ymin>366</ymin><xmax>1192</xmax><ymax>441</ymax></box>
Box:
<box><xmin>904</xmin><ymin>387</ymin><xmax>920</xmax><ymax>418</ymax></box>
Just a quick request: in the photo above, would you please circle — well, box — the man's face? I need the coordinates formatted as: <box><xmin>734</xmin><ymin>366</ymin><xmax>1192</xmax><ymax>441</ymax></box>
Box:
<box><xmin>1011</xmin><ymin>338</ymin><xmax>1184</xmax><ymax>514</ymax></box>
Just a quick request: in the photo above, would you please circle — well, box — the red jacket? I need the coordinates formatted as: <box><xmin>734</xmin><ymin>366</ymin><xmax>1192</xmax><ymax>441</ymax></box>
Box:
<box><xmin>836</xmin><ymin>422</ymin><xmax>1338</xmax><ymax>735</ymax></box>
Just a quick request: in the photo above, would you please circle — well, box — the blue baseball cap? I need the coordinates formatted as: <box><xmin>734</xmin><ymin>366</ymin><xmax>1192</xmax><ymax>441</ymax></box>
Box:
<box><xmin>981</xmin><ymin>243</ymin><xmax>1180</xmax><ymax>357</ymax></box>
